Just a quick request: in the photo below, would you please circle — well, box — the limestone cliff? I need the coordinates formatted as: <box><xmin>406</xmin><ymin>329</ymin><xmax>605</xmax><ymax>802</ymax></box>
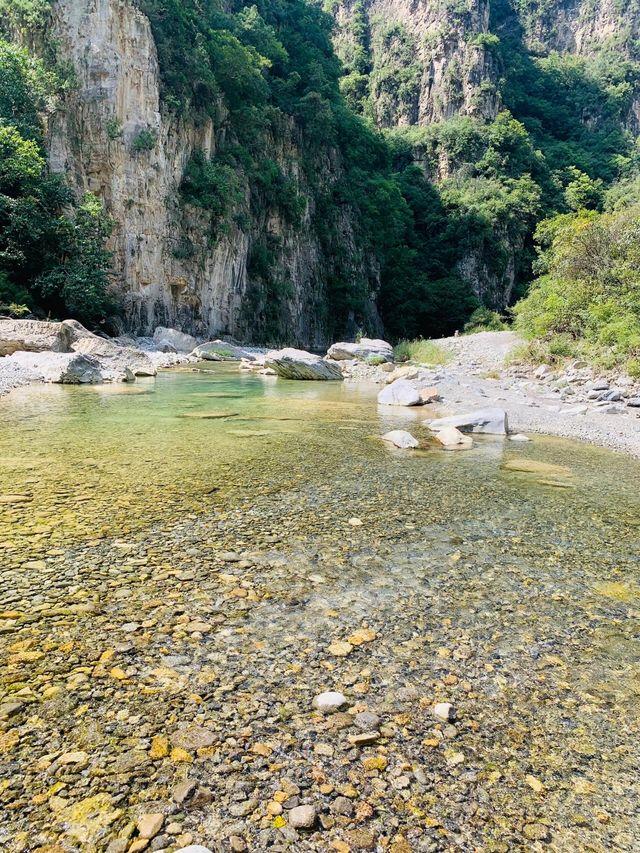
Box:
<box><xmin>43</xmin><ymin>0</ymin><xmax>381</xmax><ymax>346</ymax></box>
<box><xmin>329</xmin><ymin>0</ymin><xmax>640</xmax><ymax>311</ymax></box>
<box><xmin>333</xmin><ymin>0</ymin><xmax>500</xmax><ymax>125</ymax></box>
<box><xmin>331</xmin><ymin>0</ymin><xmax>639</xmax><ymax>128</ymax></box>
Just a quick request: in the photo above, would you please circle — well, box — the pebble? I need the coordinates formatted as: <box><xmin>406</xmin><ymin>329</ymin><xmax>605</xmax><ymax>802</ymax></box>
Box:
<box><xmin>137</xmin><ymin>813</ymin><xmax>164</xmax><ymax>839</ymax></box>
<box><xmin>353</xmin><ymin>710</ymin><xmax>380</xmax><ymax>729</ymax></box>
<box><xmin>313</xmin><ymin>691</ymin><xmax>348</xmax><ymax>713</ymax></box>
<box><xmin>433</xmin><ymin>702</ymin><xmax>454</xmax><ymax>722</ymax></box>
<box><xmin>174</xmin><ymin>848</ymin><xmax>215</xmax><ymax>853</ymax></box>
<box><xmin>288</xmin><ymin>804</ymin><xmax>317</xmax><ymax>829</ymax></box>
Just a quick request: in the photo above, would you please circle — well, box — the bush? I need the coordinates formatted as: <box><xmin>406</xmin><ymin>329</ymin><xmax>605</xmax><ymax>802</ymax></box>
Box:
<box><xmin>463</xmin><ymin>307</ymin><xmax>506</xmax><ymax>333</ymax></box>
<box><xmin>513</xmin><ymin>204</ymin><xmax>640</xmax><ymax>370</ymax></box>
<box><xmin>394</xmin><ymin>339</ymin><xmax>451</xmax><ymax>364</ymax></box>
<box><xmin>131</xmin><ymin>128</ymin><xmax>157</xmax><ymax>153</ymax></box>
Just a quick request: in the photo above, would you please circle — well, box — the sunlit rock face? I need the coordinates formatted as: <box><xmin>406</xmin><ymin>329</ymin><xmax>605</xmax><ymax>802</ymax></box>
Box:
<box><xmin>45</xmin><ymin>0</ymin><xmax>382</xmax><ymax>348</ymax></box>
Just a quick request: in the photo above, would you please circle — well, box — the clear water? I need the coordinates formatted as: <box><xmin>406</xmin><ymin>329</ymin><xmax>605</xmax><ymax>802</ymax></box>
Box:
<box><xmin>1</xmin><ymin>365</ymin><xmax>639</xmax><ymax>851</ymax></box>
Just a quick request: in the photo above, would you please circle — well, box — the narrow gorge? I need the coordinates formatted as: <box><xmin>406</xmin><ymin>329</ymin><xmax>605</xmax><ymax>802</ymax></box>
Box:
<box><xmin>3</xmin><ymin>0</ymin><xmax>639</xmax><ymax>346</ymax></box>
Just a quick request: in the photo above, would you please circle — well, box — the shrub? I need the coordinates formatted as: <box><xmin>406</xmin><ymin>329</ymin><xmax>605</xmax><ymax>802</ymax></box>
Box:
<box><xmin>131</xmin><ymin>128</ymin><xmax>157</xmax><ymax>153</ymax></box>
<box><xmin>463</xmin><ymin>307</ymin><xmax>506</xmax><ymax>333</ymax></box>
<box><xmin>394</xmin><ymin>339</ymin><xmax>451</xmax><ymax>364</ymax></box>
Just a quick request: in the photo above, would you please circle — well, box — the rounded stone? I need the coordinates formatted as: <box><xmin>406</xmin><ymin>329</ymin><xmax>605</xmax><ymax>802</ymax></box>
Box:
<box><xmin>288</xmin><ymin>804</ymin><xmax>317</xmax><ymax>829</ymax></box>
<box><xmin>312</xmin><ymin>691</ymin><xmax>347</xmax><ymax>713</ymax></box>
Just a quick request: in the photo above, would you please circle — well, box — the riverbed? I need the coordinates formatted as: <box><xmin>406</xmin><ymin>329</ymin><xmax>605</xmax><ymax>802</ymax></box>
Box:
<box><xmin>1</xmin><ymin>365</ymin><xmax>639</xmax><ymax>852</ymax></box>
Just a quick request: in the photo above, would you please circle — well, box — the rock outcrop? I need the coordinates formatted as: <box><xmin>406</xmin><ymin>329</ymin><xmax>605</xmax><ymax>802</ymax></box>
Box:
<box><xmin>41</xmin><ymin>0</ymin><xmax>382</xmax><ymax>348</ymax></box>
<box><xmin>327</xmin><ymin>338</ymin><xmax>394</xmax><ymax>362</ymax></box>
<box><xmin>265</xmin><ymin>348</ymin><xmax>344</xmax><ymax>380</ymax></box>
<box><xmin>0</xmin><ymin>319</ymin><xmax>76</xmax><ymax>356</ymax></box>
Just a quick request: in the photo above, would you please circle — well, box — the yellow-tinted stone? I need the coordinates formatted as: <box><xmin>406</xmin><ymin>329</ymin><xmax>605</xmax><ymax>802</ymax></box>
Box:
<box><xmin>149</xmin><ymin>735</ymin><xmax>169</xmax><ymax>759</ymax></box>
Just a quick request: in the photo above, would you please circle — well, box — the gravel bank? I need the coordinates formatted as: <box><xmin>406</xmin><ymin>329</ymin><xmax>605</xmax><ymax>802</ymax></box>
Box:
<box><xmin>431</xmin><ymin>332</ymin><xmax>640</xmax><ymax>457</ymax></box>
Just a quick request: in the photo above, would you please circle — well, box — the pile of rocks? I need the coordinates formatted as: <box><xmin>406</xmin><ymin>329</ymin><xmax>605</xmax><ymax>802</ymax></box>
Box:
<box><xmin>0</xmin><ymin>318</ymin><xmax>164</xmax><ymax>392</ymax></box>
<box><xmin>513</xmin><ymin>360</ymin><xmax>640</xmax><ymax>414</ymax></box>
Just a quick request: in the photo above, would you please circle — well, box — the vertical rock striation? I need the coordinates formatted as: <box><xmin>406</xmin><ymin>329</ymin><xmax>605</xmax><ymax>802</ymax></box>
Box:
<box><xmin>44</xmin><ymin>0</ymin><xmax>381</xmax><ymax>346</ymax></box>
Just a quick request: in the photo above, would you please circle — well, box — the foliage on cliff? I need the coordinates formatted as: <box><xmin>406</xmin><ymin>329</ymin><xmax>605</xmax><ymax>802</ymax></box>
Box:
<box><xmin>0</xmin><ymin>39</ymin><xmax>113</xmax><ymax>325</ymax></box>
<box><xmin>514</xmin><ymin>205</ymin><xmax>640</xmax><ymax>373</ymax></box>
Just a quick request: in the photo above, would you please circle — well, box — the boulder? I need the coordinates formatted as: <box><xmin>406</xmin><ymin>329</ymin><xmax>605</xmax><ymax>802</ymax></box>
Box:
<box><xmin>433</xmin><ymin>426</ymin><xmax>473</xmax><ymax>448</ymax></box>
<box><xmin>0</xmin><ymin>318</ymin><xmax>76</xmax><ymax>356</ymax></box>
<box><xmin>534</xmin><ymin>364</ymin><xmax>553</xmax><ymax>379</ymax></box>
<box><xmin>37</xmin><ymin>352</ymin><xmax>105</xmax><ymax>384</ymax></box>
<box><xmin>192</xmin><ymin>340</ymin><xmax>256</xmax><ymax>361</ymax></box>
<box><xmin>327</xmin><ymin>338</ymin><xmax>394</xmax><ymax>363</ymax></box>
<box><xmin>265</xmin><ymin>348</ymin><xmax>343</xmax><ymax>380</ymax></box>
<box><xmin>153</xmin><ymin>326</ymin><xmax>199</xmax><ymax>353</ymax></box>
<box><xmin>627</xmin><ymin>398</ymin><xmax>640</xmax><ymax>407</ymax></box>
<box><xmin>382</xmin><ymin>430</ymin><xmax>419</xmax><ymax>449</ymax></box>
<box><xmin>71</xmin><ymin>336</ymin><xmax>156</xmax><ymax>377</ymax></box>
<box><xmin>425</xmin><ymin>407</ymin><xmax>508</xmax><ymax>435</ymax></box>
<box><xmin>418</xmin><ymin>386</ymin><xmax>440</xmax><ymax>403</ymax></box>
<box><xmin>377</xmin><ymin>379</ymin><xmax>422</xmax><ymax>406</ymax></box>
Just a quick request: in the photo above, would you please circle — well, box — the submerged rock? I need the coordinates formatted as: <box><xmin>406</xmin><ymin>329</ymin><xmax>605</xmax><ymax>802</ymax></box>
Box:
<box><xmin>434</xmin><ymin>426</ymin><xmax>473</xmax><ymax>448</ymax></box>
<box><xmin>426</xmin><ymin>407</ymin><xmax>508</xmax><ymax>435</ymax></box>
<box><xmin>502</xmin><ymin>459</ymin><xmax>571</xmax><ymax>477</ymax></box>
<box><xmin>327</xmin><ymin>338</ymin><xmax>393</xmax><ymax>363</ymax></box>
<box><xmin>377</xmin><ymin>379</ymin><xmax>422</xmax><ymax>406</ymax></box>
<box><xmin>265</xmin><ymin>348</ymin><xmax>343</xmax><ymax>380</ymax></box>
<box><xmin>381</xmin><ymin>430</ymin><xmax>419</xmax><ymax>449</ymax></box>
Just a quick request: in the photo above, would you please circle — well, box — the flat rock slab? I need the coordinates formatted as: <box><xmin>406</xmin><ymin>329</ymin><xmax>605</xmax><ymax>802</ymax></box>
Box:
<box><xmin>265</xmin><ymin>348</ymin><xmax>343</xmax><ymax>380</ymax></box>
<box><xmin>426</xmin><ymin>407</ymin><xmax>508</xmax><ymax>435</ymax></box>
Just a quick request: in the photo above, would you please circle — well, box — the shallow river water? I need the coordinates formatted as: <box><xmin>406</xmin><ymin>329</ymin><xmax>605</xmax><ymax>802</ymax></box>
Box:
<box><xmin>1</xmin><ymin>365</ymin><xmax>639</xmax><ymax>853</ymax></box>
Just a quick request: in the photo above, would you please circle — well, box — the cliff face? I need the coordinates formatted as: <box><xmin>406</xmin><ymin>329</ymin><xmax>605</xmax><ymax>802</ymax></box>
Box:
<box><xmin>45</xmin><ymin>0</ymin><xmax>381</xmax><ymax>346</ymax></box>
<box><xmin>333</xmin><ymin>0</ymin><xmax>639</xmax><ymax>127</ymax></box>
<box><xmin>330</xmin><ymin>0</ymin><xmax>640</xmax><ymax>310</ymax></box>
<box><xmin>334</xmin><ymin>0</ymin><xmax>501</xmax><ymax>125</ymax></box>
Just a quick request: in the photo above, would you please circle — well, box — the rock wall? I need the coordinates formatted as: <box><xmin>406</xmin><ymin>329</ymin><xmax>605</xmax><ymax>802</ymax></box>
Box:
<box><xmin>45</xmin><ymin>0</ymin><xmax>381</xmax><ymax>346</ymax></box>
<box><xmin>332</xmin><ymin>0</ymin><xmax>639</xmax><ymax>129</ymax></box>
<box><xmin>507</xmin><ymin>0</ymin><xmax>640</xmax><ymax>131</ymax></box>
<box><xmin>334</xmin><ymin>0</ymin><xmax>500</xmax><ymax>126</ymax></box>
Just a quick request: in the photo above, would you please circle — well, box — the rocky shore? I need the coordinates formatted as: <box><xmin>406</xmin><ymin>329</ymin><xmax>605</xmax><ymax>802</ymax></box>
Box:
<box><xmin>1</xmin><ymin>321</ymin><xmax>639</xmax><ymax>456</ymax></box>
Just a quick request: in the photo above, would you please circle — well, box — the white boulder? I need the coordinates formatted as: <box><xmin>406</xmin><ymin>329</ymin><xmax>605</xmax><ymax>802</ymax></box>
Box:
<box><xmin>0</xmin><ymin>318</ymin><xmax>76</xmax><ymax>356</ymax></box>
<box><xmin>426</xmin><ymin>407</ymin><xmax>508</xmax><ymax>435</ymax></box>
<box><xmin>265</xmin><ymin>348</ymin><xmax>343</xmax><ymax>380</ymax></box>
<box><xmin>382</xmin><ymin>430</ymin><xmax>419</xmax><ymax>449</ymax></box>
<box><xmin>327</xmin><ymin>338</ymin><xmax>393</xmax><ymax>362</ymax></box>
<box><xmin>153</xmin><ymin>326</ymin><xmax>199</xmax><ymax>353</ymax></box>
<box><xmin>434</xmin><ymin>426</ymin><xmax>473</xmax><ymax>448</ymax></box>
<box><xmin>377</xmin><ymin>379</ymin><xmax>422</xmax><ymax>406</ymax></box>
